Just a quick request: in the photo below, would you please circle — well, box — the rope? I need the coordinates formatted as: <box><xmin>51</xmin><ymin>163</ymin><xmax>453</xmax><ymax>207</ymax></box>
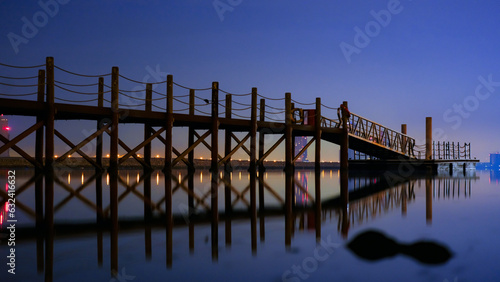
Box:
<box><xmin>119</xmin><ymin>102</ymin><xmax>146</xmax><ymax>108</ymax></box>
<box><xmin>321</xmin><ymin>103</ymin><xmax>338</xmax><ymax>110</ymax></box>
<box><xmin>0</xmin><ymin>75</ymin><xmax>38</xmax><ymax>80</ymax></box>
<box><xmin>55</xmin><ymin>80</ymin><xmax>99</xmax><ymax>87</ymax></box>
<box><xmin>264</xmin><ymin>115</ymin><xmax>284</xmax><ymax>122</ymax></box>
<box><xmin>55</xmin><ymin>65</ymin><xmax>110</xmax><ymax>77</ymax></box>
<box><xmin>257</xmin><ymin>94</ymin><xmax>285</xmax><ymax>101</ymax></box>
<box><xmin>232</xmin><ymin>106</ymin><xmax>252</xmax><ymax>111</ymax></box>
<box><xmin>0</xmin><ymin>81</ymin><xmax>38</xmax><ymax>87</ymax></box>
<box><xmin>119</xmin><ymin>91</ymin><xmax>145</xmax><ymax>101</ymax></box>
<box><xmin>55</xmin><ymin>84</ymin><xmax>99</xmax><ymax>95</ymax></box>
<box><xmin>219</xmin><ymin>88</ymin><xmax>251</xmax><ymax>96</ymax></box>
<box><xmin>55</xmin><ymin>97</ymin><xmax>99</xmax><ymax>103</ymax></box>
<box><xmin>231</xmin><ymin>112</ymin><xmax>250</xmax><ymax>119</ymax></box>
<box><xmin>0</xmin><ymin>62</ymin><xmax>44</xmax><ymax>69</ymax></box>
<box><xmin>291</xmin><ymin>99</ymin><xmax>315</xmax><ymax>106</ymax></box>
<box><xmin>0</xmin><ymin>92</ymin><xmax>38</xmax><ymax>97</ymax></box>
<box><xmin>173</xmin><ymin>97</ymin><xmax>190</xmax><ymax>105</ymax></box>
<box><xmin>173</xmin><ymin>81</ymin><xmax>211</xmax><ymax>91</ymax></box>
<box><xmin>263</xmin><ymin>105</ymin><xmax>284</xmax><ymax>112</ymax></box>
<box><xmin>195</xmin><ymin>109</ymin><xmax>210</xmax><ymax>115</ymax></box>
<box><xmin>173</xmin><ymin>107</ymin><xmax>190</xmax><ymax>112</ymax></box>
<box><xmin>265</xmin><ymin>110</ymin><xmax>286</xmax><ymax>115</ymax></box>
<box><xmin>232</xmin><ymin>100</ymin><xmax>251</xmax><ymax>107</ymax></box>
<box><xmin>195</xmin><ymin>96</ymin><xmax>212</xmax><ymax>104</ymax></box>
<box><xmin>120</xmin><ymin>88</ymin><xmax>146</xmax><ymax>93</ymax></box>
<box><xmin>152</xmin><ymin>104</ymin><xmax>166</xmax><ymax>111</ymax></box>
<box><xmin>151</xmin><ymin>89</ymin><xmax>166</xmax><ymax>97</ymax></box>
<box><xmin>119</xmin><ymin>74</ymin><xmax>167</xmax><ymax>85</ymax></box>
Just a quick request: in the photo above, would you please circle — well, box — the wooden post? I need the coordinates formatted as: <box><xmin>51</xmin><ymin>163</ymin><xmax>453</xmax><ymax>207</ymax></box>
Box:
<box><xmin>426</xmin><ymin>117</ymin><xmax>432</xmax><ymax>160</ymax></box>
<box><xmin>188</xmin><ymin>89</ymin><xmax>195</xmax><ymax>252</ymax></box>
<box><xmin>165</xmin><ymin>75</ymin><xmax>173</xmax><ymax>268</ymax></box>
<box><xmin>96</xmin><ymin>77</ymin><xmax>104</xmax><ymax>171</ymax></box>
<box><xmin>426</xmin><ymin>178</ymin><xmax>432</xmax><ymax>224</ymax></box>
<box><xmin>144</xmin><ymin>83</ymin><xmax>152</xmax><ymax>169</ymax></box>
<box><xmin>250</xmin><ymin>87</ymin><xmax>257</xmax><ymax>254</ymax></box>
<box><xmin>44</xmin><ymin>56</ymin><xmax>55</xmax><ymax>281</ymax></box>
<box><xmin>211</xmin><ymin>81</ymin><xmax>219</xmax><ymax>260</ymax></box>
<box><xmin>35</xmin><ymin>69</ymin><xmax>45</xmax><ymax>273</ymax></box>
<box><xmin>258</xmin><ymin>98</ymin><xmax>265</xmax><ymax>241</ymax></box>
<box><xmin>315</xmin><ymin>98</ymin><xmax>321</xmax><ymax>170</ymax></box>
<box><xmin>224</xmin><ymin>94</ymin><xmax>232</xmax><ymax>246</ymax></box>
<box><xmin>340</xmin><ymin>101</ymin><xmax>349</xmax><ymax>170</ymax></box>
<box><xmin>314</xmin><ymin>97</ymin><xmax>321</xmax><ymax>242</ymax></box>
<box><xmin>285</xmin><ymin>93</ymin><xmax>292</xmax><ymax>172</ymax></box>
<box><xmin>109</xmin><ymin>66</ymin><xmax>119</xmax><ymax>275</ymax></box>
<box><xmin>401</xmin><ymin>124</ymin><xmax>407</xmax><ymax>155</ymax></box>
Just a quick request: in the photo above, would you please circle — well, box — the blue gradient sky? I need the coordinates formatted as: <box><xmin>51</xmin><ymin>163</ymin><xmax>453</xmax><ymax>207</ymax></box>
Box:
<box><xmin>1</xmin><ymin>0</ymin><xmax>499</xmax><ymax>162</ymax></box>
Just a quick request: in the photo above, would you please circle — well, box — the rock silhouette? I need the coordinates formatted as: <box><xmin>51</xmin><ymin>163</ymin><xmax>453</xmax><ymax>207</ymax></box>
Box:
<box><xmin>347</xmin><ymin>230</ymin><xmax>452</xmax><ymax>265</ymax></box>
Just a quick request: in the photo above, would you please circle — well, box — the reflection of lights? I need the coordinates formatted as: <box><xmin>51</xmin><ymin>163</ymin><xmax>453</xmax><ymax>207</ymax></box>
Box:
<box><xmin>321</xmin><ymin>170</ymin><xmax>325</xmax><ymax>178</ymax></box>
<box><xmin>81</xmin><ymin>172</ymin><xmax>84</xmax><ymax>185</ymax></box>
<box><xmin>106</xmin><ymin>173</ymin><xmax>109</xmax><ymax>186</ymax></box>
<box><xmin>156</xmin><ymin>172</ymin><xmax>160</xmax><ymax>186</ymax></box>
<box><xmin>220</xmin><ymin>172</ymin><xmax>222</xmax><ymax>179</ymax></box>
<box><xmin>178</xmin><ymin>173</ymin><xmax>181</xmax><ymax>183</ymax></box>
<box><xmin>136</xmin><ymin>173</ymin><xmax>140</xmax><ymax>183</ymax></box>
<box><xmin>330</xmin><ymin>170</ymin><xmax>332</xmax><ymax>178</ymax></box>
<box><xmin>68</xmin><ymin>173</ymin><xmax>71</xmax><ymax>184</ymax></box>
<box><xmin>239</xmin><ymin>172</ymin><xmax>241</xmax><ymax>180</ymax></box>
<box><xmin>3</xmin><ymin>126</ymin><xmax>10</xmax><ymax>131</ymax></box>
<box><xmin>200</xmin><ymin>172</ymin><xmax>203</xmax><ymax>183</ymax></box>
<box><xmin>4</xmin><ymin>201</ymin><xmax>8</xmax><ymax>212</ymax></box>
<box><xmin>265</xmin><ymin>172</ymin><xmax>268</xmax><ymax>179</ymax></box>
<box><xmin>230</xmin><ymin>172</ymin><xmax>233</xmax><ymax>181</ymax></box>
<box><xmin>126</xmin><ymin>173</ymin><xmax>129</xmax><ymax>185</ymax></box>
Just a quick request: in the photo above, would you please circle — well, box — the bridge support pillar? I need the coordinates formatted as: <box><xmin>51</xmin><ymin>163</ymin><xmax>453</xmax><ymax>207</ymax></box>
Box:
<box><xmin>426</xmin><ymin>117</ymin><xmax>432</xmax><ymax>160</ymax></box>
<box><xmin>340</xmin><ymin>101</ymin><xmax>349</xmax><ymax>170</ymax></box>
<box><xmin>401</xmin><ymin>124</ymin><xmax>407</xmax><ymax>155</ymax></box>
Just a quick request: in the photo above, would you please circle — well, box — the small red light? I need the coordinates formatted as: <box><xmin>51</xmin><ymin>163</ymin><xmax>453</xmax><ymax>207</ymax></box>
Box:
<box><xmin>3</xmin><ymin>126</ymin><xmax>9</xmax><ymax>131</ymax></box>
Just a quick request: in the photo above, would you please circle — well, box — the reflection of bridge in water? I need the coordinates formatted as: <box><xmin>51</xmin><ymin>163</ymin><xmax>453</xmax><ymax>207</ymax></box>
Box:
<box><xmin>0</xmin><ymin>168</ymin><xmax>478</xmax><ymax>280</ymax></box>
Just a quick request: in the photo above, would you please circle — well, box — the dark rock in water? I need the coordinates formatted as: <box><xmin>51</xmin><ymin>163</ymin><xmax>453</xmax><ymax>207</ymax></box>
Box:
<box><xmin>347</xmin><ymin>230</ymin><xmax>452</xmax><ymax>265</ymax></box>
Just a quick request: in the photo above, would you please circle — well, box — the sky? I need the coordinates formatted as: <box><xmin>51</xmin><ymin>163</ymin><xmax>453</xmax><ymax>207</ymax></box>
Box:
<box><xmin>1</xmin><ymin>0</ymin><xmax>499</xmax><ymax>162</ymax></box>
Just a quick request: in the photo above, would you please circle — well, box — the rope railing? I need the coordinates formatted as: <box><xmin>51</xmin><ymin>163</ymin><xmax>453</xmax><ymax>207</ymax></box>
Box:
<box><xmin>54</xmin><ymin>65</ymin><xmax>111</xmax><ymax>77</ymax></box>
<box><xmin>0</xmin><ymin>62</ymin><xmax>45</xmax><ymax>69</ymax></box>
<box><xmin>433</xmin><ymin>141</ymin><xmax>471</xmax><ymax>160</ymax></box>
<box><xmin>173</xmin><ymin>81</ymin><xmax>211</xmax><ymax>91</ymax></box>
<box><xmin>55</xmin><ymin>84</ymin><xmax>100</xmax><ymax>95</ymax></box>
<box><xmin>0</xmin><ymin>75</ymin><xmax>38</xmax><ymax>80</ymax></box>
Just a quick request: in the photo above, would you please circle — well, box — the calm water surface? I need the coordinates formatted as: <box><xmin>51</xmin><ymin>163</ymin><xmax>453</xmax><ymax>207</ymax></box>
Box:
<box><xmin>1</xmin><ymin>168</ymin><xmax>499</xmax><ymax>281</ymax></box>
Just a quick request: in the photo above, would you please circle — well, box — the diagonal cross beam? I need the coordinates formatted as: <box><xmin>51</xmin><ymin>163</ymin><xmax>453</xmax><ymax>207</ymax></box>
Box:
<box><xmin>173</xmin><ymin>130</ymin><xmax>212</xmax><ymax>167</ymax></box>
<box><xmin>194</xmin><ymin>130</ymin><xmax>223</xmax><ymax>160</ymax></box>
<box><xmin>119</xmin><ymin>128</ymin><xmax>165</xmax><ymax>165</ymax></box>
<box><xmin>54</xmin><ymin>173</ymin><xmax>98</xmax><ymax>212</ymax></box>
<box><xmin>257</xmin><ymin>135</ymin><xmax>285</xmax><ymax>165</ymax></box>
<box><xmin>150</xmin><ymin>127</ymin><xmax>190</xmax><ymax>167</ymax></box>
<box><xmin>0</xmin><ymin>121</ymin><xmax>44</xmax><ymax>169</ymax></box>
<box><xmin>218</xmin><ymin>133</ymin><xmax>250</xmax><ymax>166</ymax></box>
<box><xmin>231</xmin><ymin>133</ymin><xmax>251</xmax><ymax>157</ymax></box>
<box><xmin>55</xmin><ymin>128</ymin><xmax>106</xmax><ymax>169</ymax></box>
<box><xmin>104</xmin><ymin>128</ymin><xmax>150</xmax><ymax>169</ymax></box>
<box><xmin>292</xmin><ymin>137</ymin><xmax>315</xmax><ymax>163</ymax></box>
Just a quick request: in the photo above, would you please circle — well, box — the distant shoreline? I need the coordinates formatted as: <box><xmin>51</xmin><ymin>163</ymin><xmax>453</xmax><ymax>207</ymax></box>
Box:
<box><xmin>0</xmin><ymin>157</ymin><xmax>340</xmax><ymax>170</ymax></box>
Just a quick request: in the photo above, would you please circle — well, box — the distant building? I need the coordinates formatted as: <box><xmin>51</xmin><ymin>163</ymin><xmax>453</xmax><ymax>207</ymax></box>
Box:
<box><xmin>294</xmin><ymin>137</ymin><xmax>308</xmax><ymax>162</ymax></box>
<box><xmin>0</xmin><ymin>115</ymin><xmax>9</xmax><ymax>157</ymax></box>
<box><xmin>490</xmin><ymin>153</ymin><xmax>500</xmax><ymax>168</ymax></box>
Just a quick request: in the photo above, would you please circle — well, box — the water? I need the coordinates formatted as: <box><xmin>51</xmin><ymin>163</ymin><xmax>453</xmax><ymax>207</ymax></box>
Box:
<box><xmin>1</xmin><ymin>168</ymin><xmax>499</xmax><ymax>281</ymax></box>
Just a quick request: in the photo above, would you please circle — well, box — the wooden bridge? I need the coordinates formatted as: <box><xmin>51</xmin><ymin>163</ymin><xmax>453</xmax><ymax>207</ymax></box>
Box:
<box><xmin>0</xmin><ymin>57</ymin><xmax>477</xmax><ymax>279</ymax></box>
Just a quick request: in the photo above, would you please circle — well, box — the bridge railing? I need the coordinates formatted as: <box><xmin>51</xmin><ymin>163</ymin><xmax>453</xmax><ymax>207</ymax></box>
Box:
<box><xmin>347</xmin><ymin>112</ymin><xmax>416</xmax><ymax>158</ymax></box>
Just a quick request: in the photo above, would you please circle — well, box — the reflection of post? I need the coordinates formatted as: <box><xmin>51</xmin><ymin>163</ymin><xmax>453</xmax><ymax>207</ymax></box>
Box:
<box><xmin>314</xmin><ymin>168</ymin><xmax>321</xmax><ymax>241</ymax></box>
<box><xmin>35</xmin><ymin>68</ymin><xmax>45</xmax><ymax>272</ymax></box>
<box><xmin>44</xmin><ymin>172</ymin><xmax>54</xmax><ymax>282</ymax></box>
<box><xmin>96</xmin><ymin>172</ymin><xmax>103</xmax><ymax>266</ymax></box>
<box><xmin>285</xmin><ymin>168</ymin><xmax>293</xmax><ymax>248</ymax></box>
<box><xmin>426</xmin><ymin>178</ymin><xmax>432</xmax><ymax>225</ymax></box>
<box><xmin>340</xmin><ymin>101</ymin><xmax>349</xmax><ymax>170</ymax></box>
<box><xmin>109</xmin><ymin>170</ymin><xmax>118</xmax><ymax>275</ymax></box>
<box><xmin>401</xmin><ymin>183</ymin><xmax>408</xmax><ymax>216</ymax></box>
<box><xmin>144</xmin><ymin>171</ymin><xmax>152</xmax><ymax>260</ymax></box>
<box><xmin>340</xmin><ymin>169</ymin><xmax>349</xmax><ymax>239</ymax></box>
